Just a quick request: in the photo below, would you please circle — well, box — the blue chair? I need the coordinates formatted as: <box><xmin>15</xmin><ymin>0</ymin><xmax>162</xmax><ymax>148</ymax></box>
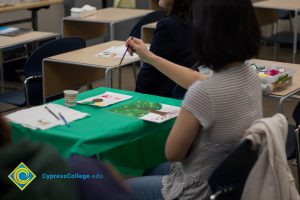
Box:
<box><xmin>0</xmin><ymin>37</ymin><xmax>86</xmax><ymax>108</ymax></box>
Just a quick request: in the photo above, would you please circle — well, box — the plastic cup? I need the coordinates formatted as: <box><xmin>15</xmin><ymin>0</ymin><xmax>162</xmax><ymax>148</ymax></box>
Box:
<box><xmin>64</xmin><ymin>90</ymin><xmax>78</xmax><ymax>107</ymax></box>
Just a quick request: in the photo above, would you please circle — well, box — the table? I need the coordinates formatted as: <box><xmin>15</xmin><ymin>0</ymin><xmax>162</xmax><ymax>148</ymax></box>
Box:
<box><xmin>0</xmin><ymin>31</ymin><xmax>59</xmax><ymax>93</ymax></box>
<box><xmin>253</xmin><ymin>0</ymin><xmax>300</xmax><ymax>63</ymax></box>
<box><xmin>42</xmin><ymin>40</ymin><xmax>141</xmax><ymax>101</ymax></box>
<box><xmin>63</xmin><ymin>7</ymin><xmax>153</xmax><ymax>41</ymax></box>
<box><xmin>0</xmin><ymin>0</ymin><xmax>63</xmax><ymax>30</ymax></box>
<box><xmin>11</xmin><ymin>87</ymin><xmax>182</xmax><ymax>175</ymax></box>
<box><xmin>141</xmin><ymin>22</ymin><xmax>157</xmax><ymax>43</ymax></box>
<box><xmin>249</xmin><ymin>59</ymin><xmax>300</xmax><ymax>113</ymax></box>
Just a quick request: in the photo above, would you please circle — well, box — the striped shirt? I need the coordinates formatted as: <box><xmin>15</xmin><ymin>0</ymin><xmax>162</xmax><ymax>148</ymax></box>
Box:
<box><xmin>162</xmin><ymin>63</ymin><xmax>263</xmax><ymax>199</ymax></box>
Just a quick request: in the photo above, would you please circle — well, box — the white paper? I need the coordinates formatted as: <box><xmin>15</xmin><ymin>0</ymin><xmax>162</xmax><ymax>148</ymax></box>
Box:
<box><xmin>77</xmin><ymin>91</ymin><xmax>132</xmax><ymax>107</ymax></box>
<box><xmin>139</xmin><ymin>104</ymin><xmax>180</xmax><ymax>123</ymax></box>
<box><xmin>5</xmin><ymin>103</ymin><xmax>89</xmax><ymax>130</ymax></box>
<box><xmin>95</xmin><ymin>45</ymin><xmax>139</xmax><ymax>59</ymax></box>
<box><xmin>71</xmin><ymin>4</ymin><xmax>96</xmax><ymax>18</ymax></box>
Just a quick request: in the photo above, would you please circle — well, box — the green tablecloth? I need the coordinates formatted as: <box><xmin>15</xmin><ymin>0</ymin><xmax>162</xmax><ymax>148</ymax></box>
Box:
<box><xmin>11</xmin><ymin>87</ymin><xmax>182</xmax><ymax>175</ymax></box>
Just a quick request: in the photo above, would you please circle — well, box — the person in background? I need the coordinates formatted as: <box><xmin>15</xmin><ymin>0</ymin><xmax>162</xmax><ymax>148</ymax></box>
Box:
<box><xmin>125</xmin><ymin>0</ymin><xmax>262</xmax><ymax>199</ymax></box>
<box><xmin>135</xmin><ymin>0</ymin><xmax>197</xmax><ymax>99</ymax></box>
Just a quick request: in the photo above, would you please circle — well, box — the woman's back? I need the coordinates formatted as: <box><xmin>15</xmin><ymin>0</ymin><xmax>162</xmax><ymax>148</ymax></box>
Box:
<box><xmin>162</xmin><ymin>63</ymin><xmax>263</xmax><ymax>199</ymax></box>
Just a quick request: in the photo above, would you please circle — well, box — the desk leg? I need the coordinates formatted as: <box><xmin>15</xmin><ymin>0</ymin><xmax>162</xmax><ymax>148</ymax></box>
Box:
<box><xmin>31</xmin><ymin>9</ymin><xmax>38</xmax><ymax>31</ymax></box>
<box><xmin>110</xmin><ymin>23</ymin><xmax>115</xmax><ymax>41</ymax></box>
<box><xmin>278</xmin><ymin>88</ymin><xmax>300</xmax><ymax>113</ymax></box>
<box><xmin>105</xmin><ymin>68</ymin><xmax>113</xmax><ymax>88</ymax></box>
<box><xmin>0</xmin><ymin>51</ymin><xmax>3</xmax><ymax>93</ymax></box>
<box><xmin>293</xmin><ymin>9</ymin><xmax>298</xmax><ymax>63</ymax></box>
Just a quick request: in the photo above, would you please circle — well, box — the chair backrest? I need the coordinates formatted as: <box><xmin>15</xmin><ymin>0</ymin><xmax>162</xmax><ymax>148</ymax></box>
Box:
<box><xmin>129</xmin><ymin>9</ymin><xmax>167</xmax><ymax>39</ymax></box>
<box><xmin>24</xmin><ymin>37</ymin><xmax>86</xmax><ymax>106</ymax></box>
<box><xmin>24</xmin><ymin>36</ymin><xmax>86</xmax><ymax>77</ymax></box>
<box><xmin>208</xmin><ymin>139</ymin><xmax>259</xmax><ymax>200</ymax></box>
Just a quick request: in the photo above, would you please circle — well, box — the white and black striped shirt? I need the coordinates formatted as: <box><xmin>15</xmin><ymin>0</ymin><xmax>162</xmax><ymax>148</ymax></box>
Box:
<box><xmin>162</xmin><ymin>63</ymin><xmax>263</xmax><ymax>200</ymax></box>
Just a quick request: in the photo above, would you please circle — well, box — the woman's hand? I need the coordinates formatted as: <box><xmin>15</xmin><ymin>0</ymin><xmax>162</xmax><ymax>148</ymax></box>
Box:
<box><xmin>126</xmin><ymin>37</ymin><xmax>156</xmax><ymax>63</ymax></box>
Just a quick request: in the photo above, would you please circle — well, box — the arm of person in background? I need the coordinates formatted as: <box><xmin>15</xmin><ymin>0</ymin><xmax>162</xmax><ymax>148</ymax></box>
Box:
<box><xmin>126</xmin><ymin>37</ymin><xmax>208</xmax><ymax>89</ymax></box>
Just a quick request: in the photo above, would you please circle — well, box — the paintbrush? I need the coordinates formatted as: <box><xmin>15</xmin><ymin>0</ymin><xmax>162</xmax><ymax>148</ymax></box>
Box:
<box><xmin>118</xmin><ymin>36</ymin><xmax>133</xmax><ymax>69</ymax></box>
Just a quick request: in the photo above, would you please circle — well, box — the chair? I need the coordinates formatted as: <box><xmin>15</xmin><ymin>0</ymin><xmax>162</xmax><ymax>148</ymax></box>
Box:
<box><xmin>0</xmin><ymin>37</ymin><xmax>86</xmax><ymax>108</ymax></box>
<box><xmin>208</xmin><ymin>139</ymin><xmax>259</xmax><ymax>200</ymax></box>
<box><xmin>255</xmin><ymin>6</ymin><xmax>300</xmax><ymax>61</ymax></box>
<box><xmin>118</xmin><ymin>10</ymin><xmax>167</xmax><ymax>88</ymax></box>
<box><xmin>208</xmin><ymin>126</ymin><xmax>299</xmax><ymax>200</ymax></box>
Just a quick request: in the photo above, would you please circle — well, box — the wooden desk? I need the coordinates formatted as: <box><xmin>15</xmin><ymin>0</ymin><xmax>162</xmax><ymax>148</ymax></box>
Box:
<box><xmin>141</xmin><ymin>22</ymin><xmax>157</xmax><ymax>43</ymax></box>
<box><xmin>249</xmin><ymin>59</ymin><xmax>300</xmax><ymax>113</ymax></box>
<box><xmin>63</xmin><ymin>7</ymin><xmax>153</xmax><ymax>41</ymax></box>
<box><xmin>0</xmin><ymin>31</ymin><xmax>58</xmax><ymax>93</ymax></box>
<box><xmin>0</xmin><ymin>0</ymin><xmax>63</xmax><ymax>30</ymax></box>
<box><xmin>253</xmin><ymin>0</ymin><xmax>300</xmax><ymax>63</ymax></box>
<box><xmin>42</xmin><ymin>40</ymin><xmax>140</xmax><ymax>101</ymax></box>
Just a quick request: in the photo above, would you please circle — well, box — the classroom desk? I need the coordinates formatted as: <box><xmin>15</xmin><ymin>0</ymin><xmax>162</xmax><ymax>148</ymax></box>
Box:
<box><xmin>42</xmin><ymin>40</ymin><xmax>141</xmax><ymax>101</ymax></box>
<box><xmin>141</xmin><ymin>22</ymin><xmax>157</xmax><ymax>43</ymax></box>
<box><xmin>11</xmin><ymin>87</ymin><xmax>181</xmax><ymax>175</ymax></box>
<box><xmin>249</xmin><ymin>59</ymin><xmax>300</xmax><ymax>113</ymax></box>
<box><xmin>253</xmin><ymin>0</ymin><xmax>300</xmax><ymax>63</ymax></box>
<box><xmin>0</xmin><ymin>31</ymin><xmax>58</xmax><ymax>93</ymax></box>
<box><xmin>0</xmin><ymin>0</ymin><xmax>63</xmax><ymax>30</ymax></box>
<box><xmin>63</xmin><ymin>7</ymin><xmax>153</xmax><ymax>41</ymax></box>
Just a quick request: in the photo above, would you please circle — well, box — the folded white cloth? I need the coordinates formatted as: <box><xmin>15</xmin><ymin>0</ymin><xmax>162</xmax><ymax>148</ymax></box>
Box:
<box><xmin>71</xmin><ymin>5</ymin><xmax>96</xmax><ymax>18</ymax></box>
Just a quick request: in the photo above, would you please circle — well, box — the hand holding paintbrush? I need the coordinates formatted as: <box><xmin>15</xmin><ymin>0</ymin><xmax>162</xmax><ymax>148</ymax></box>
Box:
<box><xmin>118</xmin><ymin>36</ymin><xmax>134</xmax><ymax>69</ymax></box>
<box><xmin>125</xmin><ymin>37</ymin><xmax>155</xmax><ymax>64</ymax></box>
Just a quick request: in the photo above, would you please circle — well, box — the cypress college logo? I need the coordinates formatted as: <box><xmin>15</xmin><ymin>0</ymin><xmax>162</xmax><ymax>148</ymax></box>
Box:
<box><xmin>8</xmin><ymin>162</ymin><xmax>36</xmax><ymax>191</ymax></box>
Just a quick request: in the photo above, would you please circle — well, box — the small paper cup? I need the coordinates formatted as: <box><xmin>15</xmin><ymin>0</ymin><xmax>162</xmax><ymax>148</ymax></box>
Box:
<box><xmin>64</xmin><ymin>90</ymin><xmax>78</xmax><ymax>107</ymax></box>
